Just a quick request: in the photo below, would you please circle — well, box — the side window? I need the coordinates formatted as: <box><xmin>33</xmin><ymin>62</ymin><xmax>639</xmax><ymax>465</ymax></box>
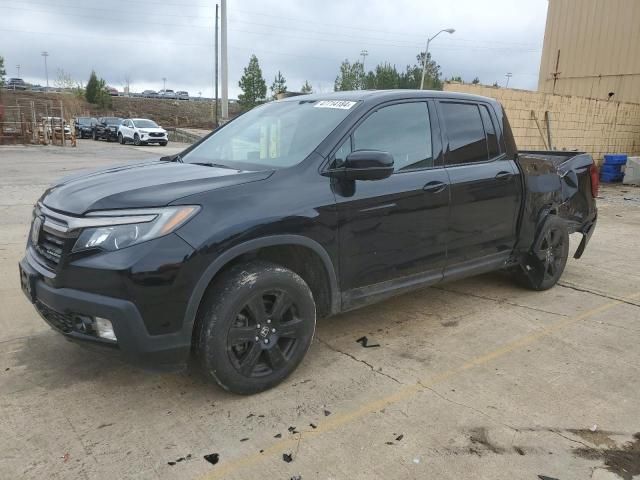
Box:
<box><xmin>440</xmin><ymin>102</ymin><xmax>489</xmax><ymax>165</ymax></box>
<box><xmin>353</xmin><ymin>102</ymin><xmax>433</xmax><ymax>172</ymax></box>
<box><xmin>480</xmin><ymin>105</ymin><xmax>500</xmax><ymax>158</ymax></box>
<box><xmin>333</xmin><ymin>137</ymin><xmax>351</xmax><ymax>167</ymax></box>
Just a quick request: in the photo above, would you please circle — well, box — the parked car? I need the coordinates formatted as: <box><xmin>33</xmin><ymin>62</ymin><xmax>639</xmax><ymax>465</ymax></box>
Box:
<box><xmin>106</xmin><ymin>86</ymin><xmax>119</xmax><ymax>96</ymax></box>
<box><xmin>118</xmin><ymin>118</ymin><xmax>168</xmax><ymax>146</ymax></box>
<box><xmin>158</xmin><ymin>89</ymin><xmax>177</xmax><ymax>99</ymax></box>
<box><xmin>93</xmin><ymin>117</ymin><xmax>123</xmax><ymax>141</ymax></box>
<box><xmin>176</xmin><ymin>91</ymin><xmax>189</xmax><ymax>100</ymax></box>
<box><xmin>74</xmin><ymin>117</ymin><xmax>98</xmax><ymax>139</ymax></box>
<box><xmin>6</xmin><ymin>78</ymin><xmax>28</xmax><ymax>90</ymax></box>
<box><xmin>41</xmin><ymin>116</ymin><xmax>71</xmax><ymax>139</ymax></box>
<box><xmin>19</xmin><ymin>91</ymin><xmax>598</xmax><ymax>394</ymax></box>
<box><xmin>142</xmin><ymin>90</ymin><xmax>157</xmax><ymax>98</ymax></box>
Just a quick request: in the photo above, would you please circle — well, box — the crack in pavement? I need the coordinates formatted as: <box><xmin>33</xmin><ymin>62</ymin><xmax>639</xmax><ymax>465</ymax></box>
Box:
<box><xmin>433</xmin><ymin>286</ymin><xmax>568</xmax><ymax>317</ymax></box>
<box><xmin>315</xmin><ymin>336</ymin><xmax>403</xmax><ymax>385</ymax></box>
<box><xmin>417</xmin><ymin>381</ymin><xmax>519</xmax><ymax>432</ymax></box>
<box><xmin>557</xmin><ymin>282</ymin><xmax>640</xmax><ymax>308</ymax></box>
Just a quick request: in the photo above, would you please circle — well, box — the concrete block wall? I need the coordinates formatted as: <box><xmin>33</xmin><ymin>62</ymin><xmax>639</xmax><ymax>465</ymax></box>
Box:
<box><xmin>443</xmin><ymin>83</ymin><xmax>640</xmax><ymax>164</ymax></box>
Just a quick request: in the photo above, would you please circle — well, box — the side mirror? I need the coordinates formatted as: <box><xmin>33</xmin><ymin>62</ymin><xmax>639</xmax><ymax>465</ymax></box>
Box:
<box><xmin>330</xmin><ymin>150</ymin><xmax>394</xmax><ymax>181</ymax></box>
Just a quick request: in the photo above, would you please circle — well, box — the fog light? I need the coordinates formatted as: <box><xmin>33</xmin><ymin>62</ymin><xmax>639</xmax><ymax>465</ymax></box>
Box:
<box><xmin>95</xmin><ymin>317</ymin><xmax>117</xmax><ymax>341</ymax></box>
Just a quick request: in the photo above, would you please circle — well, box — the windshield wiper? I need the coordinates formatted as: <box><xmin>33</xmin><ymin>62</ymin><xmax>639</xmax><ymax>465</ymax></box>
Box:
<box><xmin>189</xmin><ymin>161</ymin><xmax>235</xmax><ymax>169</ymax></box>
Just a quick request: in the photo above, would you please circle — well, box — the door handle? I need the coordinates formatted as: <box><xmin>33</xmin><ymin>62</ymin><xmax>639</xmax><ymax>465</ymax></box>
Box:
<box><xmin>423</xmin><ymin>181</ymin><xmax>447</xmax><ymax>193</ymax></box>
<box><xmin>495</xmin><ymin>171</ymin><xmax>513</xmax><ymax>180</ymax></box>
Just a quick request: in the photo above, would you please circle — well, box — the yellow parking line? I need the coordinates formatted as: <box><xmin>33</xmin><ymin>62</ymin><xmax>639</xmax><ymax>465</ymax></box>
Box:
<box><xmin>200</xmin><ymin>293</ymin><xmax>639</xmax><ymax>479</ymax></box>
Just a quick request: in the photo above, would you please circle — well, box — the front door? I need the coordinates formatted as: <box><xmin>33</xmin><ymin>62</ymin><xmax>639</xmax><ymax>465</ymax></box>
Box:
<box><xmin>333</xmin><ymin>101</ymin><xmax>450</xmax><ymax>308</ymax></box>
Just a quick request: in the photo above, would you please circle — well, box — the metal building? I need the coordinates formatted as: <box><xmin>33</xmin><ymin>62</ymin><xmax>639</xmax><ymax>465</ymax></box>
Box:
<box><xmin>538</xmin><ymin>0</ymin><xmax>640</xmax><ymax>103</ymax></box>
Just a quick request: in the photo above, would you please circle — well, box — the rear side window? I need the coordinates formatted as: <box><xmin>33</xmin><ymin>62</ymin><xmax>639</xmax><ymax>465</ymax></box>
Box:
<box><xmin>479</xmin><ymin>105</ymin><xmax>500</xmax><ymax>158</ymax></box>
<box><xmin>441</xmin><ymin>102</ymin><xmax>488</xmax><ymax>165</ymax></box>
<box><xmin>353</xmin><ymin>102</ymin><xmax>433</xmax><ymax>172</ymax></box>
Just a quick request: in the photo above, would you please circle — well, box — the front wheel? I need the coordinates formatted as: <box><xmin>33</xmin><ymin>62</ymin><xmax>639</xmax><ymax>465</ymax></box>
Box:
<box><xmin>133</xmin><ymin>134</ymin><xmax>141</xmax><ymax>146</ymax></box>
<box><xmin>160</xmin><ymin>141</ymin><xmax>167</xmax><ymax>146</ymax></box>
<box><xmin>92</xmin><ymin>131</ymin><xmax>98</xmax><ymax>141</ymax></box>
<box><xmin>197</xmin><ymin>261</ymin><xmax>316</xmax><ymax>395</ymax></box>
<box><xmin>118</xmin><ymin>133</ymin><xmax>124</xmax><ymax>144</ymax></box>
<box><xmin>514</xmin><ymin>216</ymin><xmax>569</xmax><ymax>291</ymax></box>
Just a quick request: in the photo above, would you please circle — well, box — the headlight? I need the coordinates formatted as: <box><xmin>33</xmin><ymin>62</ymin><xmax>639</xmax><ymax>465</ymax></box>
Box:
<box><xmin>72</xmin><ymin>206</ymin><xmax>200</xmax><ymax>252</ymax></box>
<box><xmin>139</xmin><ymin>129</ymin><xmax>148</xmax><ymax>134</ymax></box>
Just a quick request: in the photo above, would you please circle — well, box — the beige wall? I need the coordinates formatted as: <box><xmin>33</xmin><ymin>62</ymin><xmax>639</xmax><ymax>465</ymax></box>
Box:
<box><xmin>538</xmin><ymin>0</ymin><xmax>640</xmax><ymax>103</ymax></box>
<box><xmin>444</xmin><ymin>83</ymin><xmax>640</xmax><ymax>165</ymax></box>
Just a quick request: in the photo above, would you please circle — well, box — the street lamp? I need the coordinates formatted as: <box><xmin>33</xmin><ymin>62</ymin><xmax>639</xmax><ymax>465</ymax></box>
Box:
<box><xmin>505</xmin><ymin>72</ymin><xmax>513</xmax><ymax>88</ymax></box>
<box><xmin>420</xmin><ymin>28</ymin><xmax>455</xmax><ymax>90</ymax></box>
<box><xmin>16</xmin><ymin>64</ymin><xmax>20</xmax><ymax>78</ymax></box>
<box><xmin>41</xmin><ymin>51</ymin><xmax>49</xmax><ymax>89</ymax></box>
<box><xmin>162</xmin><ymin>77</ymin><xmax>167</xmax><ymax>91</ymax></box>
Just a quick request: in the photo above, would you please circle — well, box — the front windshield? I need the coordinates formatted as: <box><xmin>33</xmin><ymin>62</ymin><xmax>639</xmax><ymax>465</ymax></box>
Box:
<box><xmin>134</xmin><ymin>120</ymin><xmax>158</xmax><ymax>128</ymax></box>
<box><xmin>182</xmin><ymin>99</ymin><xmax>359</xmax><ymax>169</ymax></box>
<box><xmin>77</xmin><ymin>117</ymin><xmax>92</xmax><ymax>125</ymax></box>
<box><xmin>104</xmin><ymin>117</ymin><xmax>122</xmax><ymax>125</ymax></box>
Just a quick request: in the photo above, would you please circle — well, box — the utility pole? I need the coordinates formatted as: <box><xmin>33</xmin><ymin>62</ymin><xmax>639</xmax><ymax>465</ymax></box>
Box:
<box><xmin>505</xmin><ymin>72</ymin><xmax>513</xmax><ymax>88</ymax></box>
<box><xmin>420</xmin><ymin>28</ymin><xmax>455</xmax><ymax>90</ymax></box>
<box><xmin>41</xmin><ymin>51</ymin><xmax>49</xmax><ymax>89</ymax></box>
<box><xmin>214</xmin><ymin>3</ymin><xmax>219</xmax><ymax>126</ymax></box>
<box><xmin>16</xmin><ymin>64</ymin><xmax>20</xmax><ymax>78</ymax></box>
<box><xmin>220</xmin><ymin>0</ymin><xmax>228</xmax><ymax>121</ymax></box>
<box><xmin>162</xmin><ymin>77</ymin><xmax>167</xmax><ymax>91</ymax></box>
<box><xmin>360</xmin><ymin>49</ymin><xmax>368</xmax><ymax>70</ymax></box>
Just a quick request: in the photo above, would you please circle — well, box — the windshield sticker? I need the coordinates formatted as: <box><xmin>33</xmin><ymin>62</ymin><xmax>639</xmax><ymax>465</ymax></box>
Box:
<box><xmin>313</xmin><ymin>100</ymin><xmax>357</xmax><ymax>110</ymax></box>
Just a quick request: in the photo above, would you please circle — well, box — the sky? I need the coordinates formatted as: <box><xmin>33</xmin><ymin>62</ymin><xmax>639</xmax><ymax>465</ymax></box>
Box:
<box><xmin>0</xmin><ymin>0</ymin><xmax>549</xmax><ymax>99</ymax></box>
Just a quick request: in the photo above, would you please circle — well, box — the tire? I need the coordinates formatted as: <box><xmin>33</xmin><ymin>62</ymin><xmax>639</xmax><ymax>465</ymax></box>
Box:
<box><xmin>160</xmin><ymin>141</ymin><xmax>167</xmax><ymax>146</ymax></box>
<box><xmin>134</xmin><ymin>134</ymin><xmax>141</xmax><ymax>146</ymax></box>
<box><xmin>197</xmin><ymin>261</ymin><xmax>316</xmax><ymax>395</ymax></box>
<box><xmin>93</xmin><ymin>131</ymin><xmax>98</xmax><ymax>141</ymax></box>
<box><xmin>118</xmin><ymin>133</ymin><xmax>124</xmax><ymax>144</ymax></box>
<box><xmin>514</xmin><ymin>216</ymin><xmax>569</xmax><ymax>291</ymax></box>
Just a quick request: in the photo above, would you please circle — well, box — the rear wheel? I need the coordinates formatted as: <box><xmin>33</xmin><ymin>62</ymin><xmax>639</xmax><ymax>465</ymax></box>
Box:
<box><xmin>197</xmin><ymin>261</ymin><xmax>316</xmax><ymax>395</ymax></box>
<box><xmin>514</xmin><ymin>216</ymin><xmax>569</xmax><ymax>291</ymax></box>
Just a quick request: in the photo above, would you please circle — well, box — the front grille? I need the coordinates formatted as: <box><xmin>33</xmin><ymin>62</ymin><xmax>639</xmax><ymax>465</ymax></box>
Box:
<box><xmin>35</xmin><ymin>300</ymin><xmax>76</xmax><ymax>333</ymax></box>
<box><xmin>149</xmin><ymin>132</ymin><xmax>163</xmax><ymax>137</ymax></box>
<box><xmin>34</xmin><ymin>231</ymin><xmax>64</xmax><ymax>268</ymax></box>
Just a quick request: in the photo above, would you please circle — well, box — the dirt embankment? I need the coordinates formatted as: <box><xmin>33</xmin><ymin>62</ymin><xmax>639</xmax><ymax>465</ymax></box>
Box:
<box><xmin>0</xmin><ymin>90</ymin><xmax>239</xmax><ymax>128</ymax></box>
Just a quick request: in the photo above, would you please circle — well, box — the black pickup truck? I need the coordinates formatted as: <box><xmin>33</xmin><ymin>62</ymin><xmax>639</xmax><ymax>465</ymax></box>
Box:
<box><xmin>19</xmin><ymin>91</ymin><xmax>597</xmax><ymax>394</ymax></box>
<box><xmin>93</xmin><ymin>117</ymin><xmax>123</xmax><ymax>141</ymax></box>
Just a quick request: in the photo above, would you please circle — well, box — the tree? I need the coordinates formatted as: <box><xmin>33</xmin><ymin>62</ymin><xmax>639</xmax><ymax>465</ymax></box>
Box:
<box><xmin>270</xmin><ymin>70</ymin><xmax>287</xmax><ymax>99</ymax></box>
<box><xmin>334</xmin><ymin>59</ymin><xmax>366</xmax><ymax>91</ymax></box>
<box><xmin>301</xmin><ymin>80</ymin><xmax>313</xmax><ymax>94</ymax></box>
<box><xmin>472</xmin><ymin>77</ymin><xmax>480</xmax><ymax>85</ymax></box>
<box><xmin>95</xmin><ymin>78</ymin><xmax>112</xmax><ymax>109</ymax></box>
<box><xmin>492</xmin><ymin>81</ymin><xmax>500</xmax><ymax>88</ymax></box>
<box><xmin>414</xmin><ymin>51</ymin><xmax>442</xmax><ymax>90</ymax></box>
<box><xmin>85</xmin><ymin>70</ymin><xmax>99</xmax><ymax>103</ymax></box>
<box><xmin>448</xmin><ymin>75</ymin><xmax>463</xmax><ymax>83</ymax></box>
<box><xmin>0</xmin><ymin>55</ymin><xmax>6</xmax><ymax>87</ymax></box>
<box><xmin>54</xmin><ymin>69</ymin><xmax>77</xmax><ymax>90</ymax></box>
<box><xmin>238</xmin><ymin>54</ymin><xmax>267</xmax><ymax>110</ymax></box>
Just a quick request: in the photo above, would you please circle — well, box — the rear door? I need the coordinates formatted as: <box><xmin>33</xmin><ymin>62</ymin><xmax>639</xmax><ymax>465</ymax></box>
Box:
<box><xmin>437</xmin><ymin>100</ymin><xmax>520</xmax><ymax>277</ymax></box>
<box><xmin>333</xmin><ymin>100</ymin><xmax>449</xmax><ymax>306</ymax></box>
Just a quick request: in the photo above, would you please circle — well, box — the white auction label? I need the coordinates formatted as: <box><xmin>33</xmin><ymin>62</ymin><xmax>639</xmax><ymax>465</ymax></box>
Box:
<box><xmin>313</xmin><ymin>100</ymin><xmax>357</xmax><ymax>110</ymax></box>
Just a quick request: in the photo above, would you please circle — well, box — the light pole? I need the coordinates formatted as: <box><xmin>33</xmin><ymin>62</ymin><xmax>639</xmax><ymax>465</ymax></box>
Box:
<box><xmin>505</xmin><ymin>72</ymin><xmax>513</xmax><ymax>88</ymax></box>
<box><xmin>16</xmin><ymin>64</ymin><xmax>20</xmax><ymax>78</ymax></box>
<box><xmin>162</xmin><ymin>77</ymin><xmax>167</xmax><ymax>91</ymax></box>
<box><xmin>41</xmin><ymin>51</ymin><xmax>49</xmax><ymax>89</ymax></box>
<box><xmin>420</xmin><ymin>28</ymin><xmax>455</xmax><ymax>90</ymax></box>
<box><xmin>360</xmin><ymin>49</ymin><xmax>369</xmax><ymax>70</ymax></box>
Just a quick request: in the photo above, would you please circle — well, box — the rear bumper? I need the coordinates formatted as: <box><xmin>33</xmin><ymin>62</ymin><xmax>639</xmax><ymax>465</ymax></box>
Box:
<box><xmin>19</xmin><ymin>256</ymin><xmax>191</xmax><ymax>370</ymax></box>
<box><xmin>573</xmin><ymin>212</ymin><xmax>597</xmax><ymax>259</ymax></box>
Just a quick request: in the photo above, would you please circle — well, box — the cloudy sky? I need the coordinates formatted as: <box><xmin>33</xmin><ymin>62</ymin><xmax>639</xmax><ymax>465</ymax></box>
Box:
<box><xmin>1</xmin><ymin>0</ymin><xmax>548</xmax><ymax>98</ymax></box>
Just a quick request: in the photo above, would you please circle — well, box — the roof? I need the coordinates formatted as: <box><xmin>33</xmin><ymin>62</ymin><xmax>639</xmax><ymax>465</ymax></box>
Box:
<box><xmin>278</xmin><ymin>89</ymin><xmax>499</xmax><ymax>105</ymax></box>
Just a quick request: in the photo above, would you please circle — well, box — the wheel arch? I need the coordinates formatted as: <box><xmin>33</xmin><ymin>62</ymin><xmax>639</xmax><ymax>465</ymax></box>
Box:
<box><xmin>183</xmin><ymin>235</ymin><xmax>340</xmax><ymax>346</ymax></box>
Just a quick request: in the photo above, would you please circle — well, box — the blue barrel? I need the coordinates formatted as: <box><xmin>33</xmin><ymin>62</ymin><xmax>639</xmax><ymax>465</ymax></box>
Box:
<box><xmin>603</xmin><ymin>154</ymin><xmax>627</xmax><ymax>166</ymax></box>
<box><xmin>600</xmin><ymin>164</ymin><xmax>623</xmax><ymax>175</ymax></box>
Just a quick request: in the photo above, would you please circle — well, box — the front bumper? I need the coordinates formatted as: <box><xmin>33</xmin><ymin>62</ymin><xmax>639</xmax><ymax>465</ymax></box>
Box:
<box><xmin>19</xmin><ymin>250</ymin><xmax>193</xmax><ymax>370</ymax></box>
<box><xmin>102</xmin><ymin>129</ymin><xmax>119</xmax><ymax>140</ymax></box>
<box><xmin>140</xmin><ymin>134</ymin><xmax>168</xmax><ymax>144</ymax></box>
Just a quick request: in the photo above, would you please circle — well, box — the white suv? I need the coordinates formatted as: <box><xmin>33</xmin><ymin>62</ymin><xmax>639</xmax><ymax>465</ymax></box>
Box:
<box><xmin>118</xmin><ymin>118</ymin><xmax>168</xmax><ymax>146</ymax></box>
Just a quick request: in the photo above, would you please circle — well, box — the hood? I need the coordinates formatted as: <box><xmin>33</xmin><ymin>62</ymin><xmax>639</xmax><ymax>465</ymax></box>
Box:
<box><xmin>139</xmin><ymin>127</ymin><xmax>166</xmax><ymax>133</ymax></box>
<box><xmin>42</xmin><ymin>161</ymin><xmax>273</xmax><ymax>215</ymax></box>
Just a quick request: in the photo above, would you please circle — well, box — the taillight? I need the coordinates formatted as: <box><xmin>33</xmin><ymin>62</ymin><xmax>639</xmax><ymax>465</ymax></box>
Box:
<box><xmin>589</xmin><ymin>163</ymin><xmax>599</xmax><ymax>198</ymax></box>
